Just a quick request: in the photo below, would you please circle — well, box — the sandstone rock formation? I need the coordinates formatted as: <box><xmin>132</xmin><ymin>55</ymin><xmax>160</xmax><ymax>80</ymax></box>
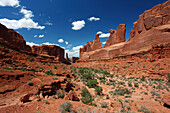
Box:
<box><xmin>0</xmin><ymin>23</ymin><xmax>31</xmax><ymax>52</ymax></box>
<box><xmin>79</xmin><ymin>1</ymin><xmax>170</xmax><ymax>61</ymax></box>
<box><xmin>32</xmin><ymin>45</ymin><xmax>64</xmax><ymax>61</ymax></box>
<box><xmin>129</xmin><ymin>0</ymin><xmax>170</xmax><ymax>39</ymax></box>
<box><xmin>80</xmin><ymin>34</ymin><xmax>102</xmax><ymax>58</ymax></box>
<box><xmin>104</xmin><ymin>24</ymin><xmax>126</xmax><ymax>47</ymax></box>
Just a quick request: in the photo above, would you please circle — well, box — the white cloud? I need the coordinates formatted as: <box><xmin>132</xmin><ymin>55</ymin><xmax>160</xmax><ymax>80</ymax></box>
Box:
<box><xmin>0</xmin><ymin>0</ymin><xmax>20</xmax><ymax>7</ymax></box>
<box><xmin>65</xmin><ymin>45</ymin><xmax>83</xmax><ymax>58</ymax></box>
<box><xmin>0</xmin><ymin>18</ymin><xmax>45</xmax><ymax>30</ymax></box>
<box><xmin>0</xmin><ymin>1</ymin><xmax>45</xmax><ymax>30</ymax></box>
<box><xmin>20</xmin><ymin>7</ymin><xmax>34</xmax><ymax>19</ymax></box>
<box><xmin>34</xmin><ymin>35</ymin><xmax>37</xmax><ymax>37</ymax></box>
<box><xmin>66</xmin><ymin>44</ymin><xmax>72</xmax><ymax>48</ymax></box>
<box><xmin>97</xmin><ymin>31</ymin><xmax>102</xmax><ymax>34</ymax></box>
<box><xmin>72</xmin><ymin>20</ymin><xmax>85</xmax><ymax>30</ymax></box>
<box><xmin>102</xmin><ymin>42</ymin><xmax>106</xmax><ymax>44</ymax></box>
<box><xmin>26</xmin><ymin>42</ymin><xmax>38</xmax><ymax>46</ymax></box>
<box><xmin>65</xmin><ymin>41</ymin><xmax>68</xmax><ymax>45</ymax></box>
<box><xmin>99</xmin><ymin>33</ymin><xmax>110</xmax><ymax>38</ymax></box>
<box><xmin>88</xmin><ymin>17</ymin><xmax>100</xmax><ymax>21</ymax></box>
<box><xmin>72</xmin><ymin>45</ymin><xmax>83</xmax><ymax>51</ymax></box>
<box><xmin>45</xmin><ymin>21</ymin><xmax>53</xmax><ymax>26</ymax></box>
<box><xmin>58</xmin><ymin>39</ymin><xmax>64</xmax><ymax>43</ymax></box>
<box><xmin>39</xmin><ymin>35</ymin><xmax>44</xmax><ymax>38</ymax></box>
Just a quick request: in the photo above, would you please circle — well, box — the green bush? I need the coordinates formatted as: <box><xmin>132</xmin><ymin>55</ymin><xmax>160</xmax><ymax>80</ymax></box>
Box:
<box><xmin>128</xmin><ymin>82</ymin><xmax>132</xmax><ymax>87</ymax></box>
<box><xmin>134</xmin><ymin>83</ymin><xmax>139</xmax><ymax>88</ymax></box>
<box><xmin>94</xmin><ymin>86</ymin><xmax>102</xmax><ymax>94</ymax></box>
<box><xmin>113</xmin><ymin>88</ymin><xmax>131</xmax><ymax>96</ymax></box>
<box><xmin>138</xmin><ymin>106</ymin><xmax>152</xmax><ymax>113</ymax></box>
<box><xmin>80</xmin><ymin>88</ymin><xmax>93</xmax><ymax>104</ymax></box>
<box><xmin>86</xmin><ymin>79</ymin><xmax>98</xmax><ymax>88</ymax></box>
<box><xmin>59</xmin><ymin>101</ymin><xmax>73</xmax><ymax>113</ymax></box>
<box><xmin>81</xmin><ymin>73</ymin><xmax>92</xmax><ymax>81</ymax></box>
<box><xmin>27</xmin><ymin>81</ymin><xmax>33</xmax><ymax>86</ymax></box>
<box><xmin>45</xmin><ymin>70</ymin><xmax>54</xmax><ymax>75</ymax></box>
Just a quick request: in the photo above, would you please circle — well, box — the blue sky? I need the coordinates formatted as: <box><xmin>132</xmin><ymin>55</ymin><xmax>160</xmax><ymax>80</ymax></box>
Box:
<box><xmin>0</xmin><ymin>0</ymin><xmax>167</xmax><ymax>57</ymax></box>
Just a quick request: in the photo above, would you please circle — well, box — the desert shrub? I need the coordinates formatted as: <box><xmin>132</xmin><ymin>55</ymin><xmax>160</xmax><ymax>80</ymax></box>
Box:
<box><xmin>45</xmin><ymin>70</ymin><xmax>54</xmax><ymax>75</ymax></box>
<box><xmin>138</xmin><ymin>106</ymin><xmax>152</xmax><ymax>113</ymax></box>
<box><xmin>128</xmin><ymin>82</ymin><xmax>132</xmax><ymax>87</ymax></box>
<box><xmin>94</xmin><ymin>86</ymin><xmax>102</xmax><ymax>95</ymax></box>
<box><xmin>80</xmin><ymin>88</ymin><xmax>93</xmax><ymax>104</ymax></box>
<box><xmin>81</xmin><ymin>73</ymin><xmax>92</xmax><ymax>81</ymax></box>
<box><xmin>134</xmin><ymin>83</ymin><xmax>139</xmax><ymax>88</ymax></box>
<box><xmin>113</xmin><ymin>88</ymin><xmax>131</xmax><ymax>96</ymax></box>
<box><xmin>100</xmin><ymin>102</ymin><xmax>108</xmax><ymax>108</ymax></box>
<box><xmin>56</xmin><ymin>90</ymin><xmax>65</xmax><ymax>98</ymax></box>
<box><xmin>59</xmin><ymin>101</ymin><xmax>73</xmax><ymax>113</ymax></box>
<box><xmin>27</xmin><ymin>81</ymin><xmax>33</xmax><ymax>86</ymax></box>
<box><xmin>118</xmin><ymin>81</ymin><xmax>125</xmax><ymax>85</ymax></box>
<box><xmin>141</xmin><ymin>75</ymin><xmax>146</xmax><ymax>81</ymax></box>
<box><xmin>86</xmin><ymin>79</ymin><xmax>98</xmax><ymax>88</ymax></box>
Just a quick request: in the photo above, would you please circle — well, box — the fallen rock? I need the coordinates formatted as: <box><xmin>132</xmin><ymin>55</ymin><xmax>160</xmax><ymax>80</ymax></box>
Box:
<box><xmin>20</xmin><ymin>94</ymin><xmax>30</xmax><ymax>103</ymax></box>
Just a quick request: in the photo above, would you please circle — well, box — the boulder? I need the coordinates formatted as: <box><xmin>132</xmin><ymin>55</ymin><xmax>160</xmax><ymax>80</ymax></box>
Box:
<box><xmin>65</xmin><ymin>90</ymin><xmax>79</xmax><ymax>101</ymax></box>
<box><xmin>20</xmin><ymin>94</ymin><xmax>30</xmax><ymax>103</ymax></box>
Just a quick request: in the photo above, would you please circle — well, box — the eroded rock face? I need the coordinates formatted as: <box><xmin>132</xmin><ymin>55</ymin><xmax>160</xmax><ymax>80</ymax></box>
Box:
<box><xmin>79</xmin><ymin>1</ymin><xmax>170</xmax><ymax>61</ymax></box>
<box><xmin>114</xmin><ymin>24</ymin><xmax>126</xmax><ymax>43</ymax></box>
<box><xmin>80</xmin><ymin>34</ymin><xmax>102</xmax><ymax>58</ymax></box>
<box><xmin>104</xmin><ymin>24</ymin><xmax>126</xmax><ymax>48</ymax></box>
<box><xmin>130</xmin><ymin>0</ymin><xmax>170</xmax><ymax>39</ymax></box>
<box><xmin>32</xmin><ymin>45</ymin><xmax>64</xmax><ymax>61</ymax></box>
<box><xmin>0</xmin><ymin>23</ymin><xmax>31</xmax><ymax>52</ymax></box>
<box><xmin>91</xmin><ymin>34</ymin><xmax>102</xmax><ymax>51</ymax></box>
<box><xmin>104</xmin><ymin>29</ymin><xmax>115</xmax><ymax>47</ymax></box>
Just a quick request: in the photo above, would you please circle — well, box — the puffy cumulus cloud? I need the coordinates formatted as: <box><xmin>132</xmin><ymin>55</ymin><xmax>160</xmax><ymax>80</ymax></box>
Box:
<box><xmin>0</xmin><ymin>18</ymin><xmax>45</xmax><ymax>30</ymax></box>
<box><xmin>72</xmin><ymin>20</ymin><xmax>85</xmax><ymax>30</ymax></box>
<box><xmin>88</xmin><ymin>17</ymin><xmax>100</xmax><ymax>21</ymax></box>
<box><xmin>97</xmin><ymin>31</ymin><xmax>102</xmax><ymax>34</ymax></box>
<box><xmin>0</xmin><ymin>1</ymin><xmax>45</xmax><ymax>30</ymax></box>
<box><xmin>65</xmin><ymin>45</ymin><xmax>83</xmax><ymax>58</ymax></box>
<box><xmin>65</xmin><ymin>41</ymin><xmax>68</xmax><ymax>45</ymax></box>
<box><xmin>102</xmin><ymin>41</ymin><xmax>106</xmax><ymax>44</ymax></box>
<box><xmin>34</xmin><ymin>35</ymin><xmax>37</xmax><ymax>37</ymax></box>
<box><xmin>99</xmin><ymin>33</ymin><xmax>110</xmax><ymax>38</ymax></box>
<box><xmin>45</xmin><ymin>21</ymin><xmax>53</xmax><ymax>26</ymax></box>
<box><xmin>58</xmin><ymin>39</ymin><xmax>64</xmax><ymax>43</ymax></box>
<box><xmin>20</xmin><ymin>7</ymin><xmax>34</xmax><ymax>19</ymax></box>
<box><xmin>26</xmin><ymin>42</ymin><xmax>38</xmax><ymax>46</ymax></box>
<box><xmin>39</xmin><ymin>35</ymin><xmax>44</xmax><ymax>38</ymax></box>
<box><xmin>0</xmin><ymin>0</ymin><xmax>20</xmax><ymax>7</ymax></box>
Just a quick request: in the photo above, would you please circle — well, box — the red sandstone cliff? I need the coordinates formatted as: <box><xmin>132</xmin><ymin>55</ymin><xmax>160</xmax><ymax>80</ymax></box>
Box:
<box><xmin>32</xmin><ymin>45</ymin><xmax>64</xmax><ymax>61</ymax></box>
<box><xmin>0</xmin><ymin>23</ymin><xmax>31</xmax><ymax>52</ymax></box>
<box><xmin>79</xmin><ymin>1</ymin><xmax>170</xmax><ymax>61</ymax></box>
<box><xmin>129</xmin><ymin>0</ymin><xmax>170</xmax><ymax>40</ymax></box>
<box><xmin>104</xmin><ymin>24</ymin><xmax>126</xmax><ymax>47</ymax></box>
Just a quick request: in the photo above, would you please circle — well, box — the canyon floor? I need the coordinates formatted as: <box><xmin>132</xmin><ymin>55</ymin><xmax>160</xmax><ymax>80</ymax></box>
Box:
<box><xmin>0</xmin><ymin>44</ymin><xmax>169</xmax><ymax>113</ymax></box>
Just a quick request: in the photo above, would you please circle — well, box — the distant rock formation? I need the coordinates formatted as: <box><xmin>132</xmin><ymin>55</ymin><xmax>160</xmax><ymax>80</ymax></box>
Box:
<box><xmin>79</xmin><ymin>1</ymin><xmax>170</xmax><ymax>61</ymax></box>
<box><xmin>0</xmin><ymin>23</ymin><xmax>31</xmax><ymax>52</ymax></box>
<box><xmin>80</xmin><ymin>34</ymin><xmax>102</xmax><ymax>58</ymax></box>
<box><xmin>104</xmin><ymin>24</ymin><xmax>126</xmax><ymax>47</ymax></box>
<box><xmin>32</xmin><ymin>45</ymin><xmax>64</xmax><ymax>61</ymax></box>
